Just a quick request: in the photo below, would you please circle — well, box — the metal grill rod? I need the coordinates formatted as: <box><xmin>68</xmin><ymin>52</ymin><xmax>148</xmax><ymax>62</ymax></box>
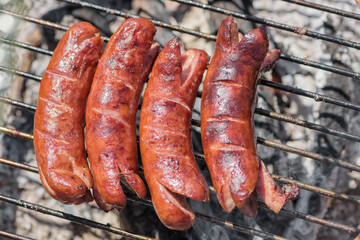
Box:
<box><xmin>256</xmin><ymin>137</ymin><xmax>360</xmax><ymax>172</ymax></box>
<box><xmin>2</xmin><ymin>127</ymin><xmax>360</xmax><ymax>205</ymax></box>
<box><xmin>0</xmin><ymin>127</ymin><xmax>34</xmax><ymax>140</ymax></box>
<box><xmin>258</xmin><ymin>202</ymin><xmax>359</xmax><ymax>235</ymax></box>
<box><xmin>259</xmin><ymin>79</ymin><xmax>360</xmax><ymax>111</ymax></box>
<box><xmin>0</xmin><ymin>9</ymin><xmax>110</xmax><ymax>42</ymax></box>
<box><xmin>0</xmin><ymin>230</ymin><xmax>35</xmax><ymax>240</ymax></box>
<box><xmin>255</xmin><ymin>108</ymin><xmax>360</xmax><ymax>143</ymax></box>
<box><xmin>278</xmin><ymin>53</ymin><xmax>359</xmax><ymax>80</ymax></box>
<box><xmin>0</xmin><ymin>96</ymin><xmax>36</xmax><ymax>111</ymax></box>
<box><xmin>170</xmin><ymin>0</ymin><xmax>360</xmax><ymax>50</ymax></box>
<box><xmin>280</xmin><ymin>0</ymin><xmax>360</xmax><ymax>21</ymax></box>
<box><xmin>0</xmin><ymin>156</ymin><xmax>359</xmax><ymax>237</ymax></box>
<box><xmin>1</xmin><ymin>9</ymin><xmax>359</xmax><ymax>80</ymax></box>
<box><xmin>0</xmin><ymin>37</ymin><xmax>53</xmax><ymax>56</ymax></box>
<box><xmin>0</xmin><ymin>65</ymin><xmax>41</xmax><ymax>82</ymax></box>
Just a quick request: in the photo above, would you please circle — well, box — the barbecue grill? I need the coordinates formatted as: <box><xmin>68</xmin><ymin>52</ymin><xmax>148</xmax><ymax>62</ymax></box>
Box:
<box><xmin>0</xmin><ymin>0</ymin><xmax>360</xmax><ymax>239</ymax></box>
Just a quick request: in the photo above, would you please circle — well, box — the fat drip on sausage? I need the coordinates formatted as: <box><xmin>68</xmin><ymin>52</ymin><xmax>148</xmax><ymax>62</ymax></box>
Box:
<box><xmin>34</xmin><ymin>22</ymin><xmax>103</xmax><ymax>204</ymax></box>
<box><xmin>86</xmin><ymin>18</ymin><xmax>159</xmax><ymax>211</ymax></box>
<box><xmin>140</xmin><ymin>38</ymin><xmax>209</xmax><ymax>231</ymax></box>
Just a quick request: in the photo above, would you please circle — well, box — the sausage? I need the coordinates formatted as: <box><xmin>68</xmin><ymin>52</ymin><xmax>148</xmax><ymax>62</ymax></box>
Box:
<box><xmin>256</xmin><ymin>160</ymin><xmax>299</xmax><ymax>213</ymax></box>
<box><xmin>85</xmin><ymin>18</ymin><xmax>159</xmax><ymax>211</ymax></box>
<box><xmin>201</xmin><ymin>16</ymin><xmax>269</xmax><ymax>213</ymax></box>
<box><xmin>140</xmin><ymin>38</ymin><xmax>209</xmax><ymax>230</ymax></box>
<box><xmin>34</xmin><ymin>22</ymin><xmax>103</xmax><ymax>204</ymax></box>
<box><xmin>260</xmin><ymin>49</ymin><xmax>281</xmax><ymax>72</ymax></box>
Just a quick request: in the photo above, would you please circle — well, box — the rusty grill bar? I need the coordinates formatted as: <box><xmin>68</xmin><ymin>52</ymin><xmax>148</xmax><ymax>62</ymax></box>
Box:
<box><xmin>0</xmin><ymin>230</ymin><xmax>35</xmax><ymax>240</ymax></box>
<box><xmin>0</xmin><ymin>0</ymin><xmax>360</xmax><ymax>239</ymax></box>
<box><xmin>279</xmin><ymin>0</ymin><xmax>360</xmax><ymax>21</ymax></box>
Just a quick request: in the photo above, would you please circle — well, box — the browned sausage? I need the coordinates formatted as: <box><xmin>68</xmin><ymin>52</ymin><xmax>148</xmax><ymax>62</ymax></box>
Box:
<box><xmin>201</xmin><ymin>16</ymin><xmax>269</xmax><ymax>213</ymax></box>
<box><xmin>85</xmin><ymin>18</ymin><xmax>159</xmax><ymax>211</ymax></box>
<box><xmin>140</xmin><ymin>38</ymin><xmax>209</xmax><ymax>230</ymax></box>
<box><xmin>34</xmin><ymin>22</ymin><xmax>103</xmax><ymax>204</ymax></box>
<box><xmin>256</xmin><ymin>160</ymin><xmax>299</xmax><ymax>213</ymax></box>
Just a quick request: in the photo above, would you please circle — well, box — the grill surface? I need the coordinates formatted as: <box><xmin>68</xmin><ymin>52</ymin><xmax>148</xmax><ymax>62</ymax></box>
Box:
<box><xmin>0</xmin><ymin>0</ymin><xmax>360</xmax><ymax>239</ymax></box>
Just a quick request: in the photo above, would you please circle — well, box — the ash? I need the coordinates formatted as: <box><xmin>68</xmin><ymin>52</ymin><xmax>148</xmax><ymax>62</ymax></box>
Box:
<box><xmin>0</xmin><ymin>0</ymin><xmax>359</xmax><ymax>239</ymax></box>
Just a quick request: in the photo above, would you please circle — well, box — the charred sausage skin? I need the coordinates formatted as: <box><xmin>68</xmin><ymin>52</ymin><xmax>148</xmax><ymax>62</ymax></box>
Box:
<box><xmin>86</xmin><ymin>18</ymin><xmax>159</xmax><ymax>211</ymax></box>
<box><xmin>140</xmin><ymin>38</ymin><xmax>209</xmax><ymax>230</ymax></box>
<box><xmin>34</xmin><ymin>22</ymin><xmax>103</xmax><ymax>205</ymax></box>
<box><xmin>201</xmin><ymin>16</ymin><xmax>269</xmax><ymax>212</ymax></box>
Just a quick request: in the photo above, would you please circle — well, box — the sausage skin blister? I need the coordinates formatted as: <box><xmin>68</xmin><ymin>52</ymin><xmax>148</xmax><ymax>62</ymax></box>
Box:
<box><xmin>140</xmin><ymin>38</ymin><xmax>209</xmax><ymax>230</ymax></box>
<box><xmin>86</xmin><ymin>18</ymin><xmax>159</xmax><ymax>211</ymax></box>
<box><xmin>34</xmin><ymin>22</ymin><xmax>103</xmax><ymax>204</ymax></box>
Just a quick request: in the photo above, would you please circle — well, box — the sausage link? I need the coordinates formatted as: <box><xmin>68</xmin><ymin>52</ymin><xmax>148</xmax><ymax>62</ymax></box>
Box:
<box><xmin>256</xmin><ymin>160</ymin><xmax>299</xmax><ymax>213</ymax></box>
<box><xmin>201</xmin><ymin>16</ymin><xmax>269</xmax><ymax>212</ymax></box>
<box><xmin>34</xmin><ymin>22</ymin><xmax>103</xmax><ymax>204</ymax></box>
<box><xmin>140</xmin><ymin>38</ymin><xmax>209</xmax><ymax>230</ymax></box>
<box><xmin>86</xmin><ymin>18</ymin><xmax>159</xmax><ymax>211</ymax></box>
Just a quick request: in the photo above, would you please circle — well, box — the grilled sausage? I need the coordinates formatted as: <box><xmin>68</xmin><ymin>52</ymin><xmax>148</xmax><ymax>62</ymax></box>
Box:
<box><xmin>260</xmin><ymin>49</ymin><xmax>280</xmax><ymax>72</ymax></box>
<box><xmin>86</xmin><ymin>18</ymin><xmax>159</xmax><ymax>211</ymax></box>
<box><xmin>140</xmin><ymin>38</ymin><xmax>209</xmax><ymax>230</ymax></box>
<box><xmin>201</xmin><ymin>16</ymin><xmax>269</xmax><ymax>213</ymax></box>
<box><xmin>256</xmin><ymin>160</ymin><xmax>299</xmax><ymax>213</ymax></box>
<box><xmin>34</xmin><ymin>22</ymin><xmax>103</xmax><ymax>204</ymax></box>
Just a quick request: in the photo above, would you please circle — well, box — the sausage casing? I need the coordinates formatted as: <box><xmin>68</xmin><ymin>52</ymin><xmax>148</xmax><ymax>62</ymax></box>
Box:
<box><xmin>140</xmin><ymin>38</ymin><xmax>209</xmax><ymax>230</ymax></box>
<box><xmin>201</xmin><ymin>16</ymin><xmax>269</xmax><ymax>212</ymax></box>
<box><xmin>34</xmin><ymin>22</ymin><xmax>103</xmax><ymax>204</ymax></box>
<box><xmin>86</xmin><ymin>18</ymin><xmax>159</xmax><ymax>211</ymax></box>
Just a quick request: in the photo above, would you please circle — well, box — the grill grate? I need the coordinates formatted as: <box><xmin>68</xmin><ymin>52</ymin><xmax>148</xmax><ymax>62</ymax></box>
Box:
<box><xmin>0</xmin><ymin>0</ymin><xmax>360</xmax><ymax>239</ymax></box>
<box><xmin>1</xmin><ymin>153</ymin><xmax>360</xmax><ymax>238</ymax></box>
